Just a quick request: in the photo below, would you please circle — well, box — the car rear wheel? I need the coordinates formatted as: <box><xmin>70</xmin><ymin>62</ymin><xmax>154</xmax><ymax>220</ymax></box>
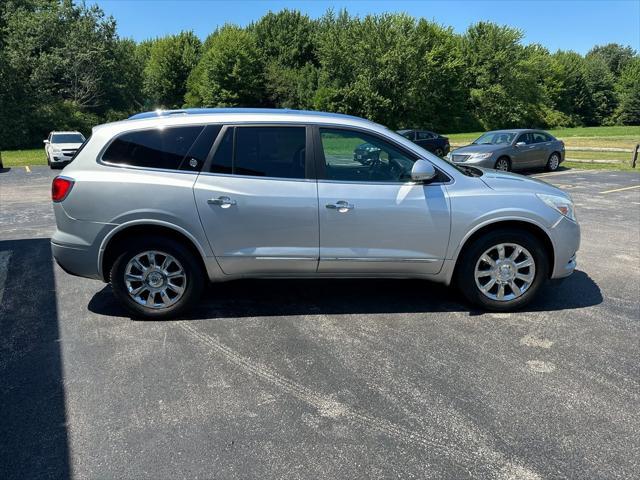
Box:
<box><xmin>435</xmin><ymin>148</ymin><xmax>444</xmax><ymax>157</ymax></box>
<box><xmin>110</xmin><ymin>237</ymin><xmax>205</xmax><ymax>319</ymax></box>
<box><xmin>494</xmin><ymin>157</ymin><xmax>511</xmax><ymax>172</ymax></box>
<box><xmin>546</xmin><ymin>153</ymin><xmax>560</xmax><ymax>171</ymax></box>
<box><xmin>456</xmin><ymin>228</ymin><xmax>549</xmax><ymax>311</ymax></box>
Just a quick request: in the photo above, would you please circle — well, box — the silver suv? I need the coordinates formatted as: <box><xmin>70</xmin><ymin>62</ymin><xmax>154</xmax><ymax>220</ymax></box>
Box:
<box><xmin>51</xmin><ymin>109</ymin><xmax>580</xmax><ymax>319</ymax></box>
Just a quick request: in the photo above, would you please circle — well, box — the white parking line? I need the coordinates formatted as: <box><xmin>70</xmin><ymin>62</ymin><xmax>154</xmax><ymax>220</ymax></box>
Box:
<box><xmin>0</xmin><ymin>251</ymin><xmax>11</xmax><ymax>305</ymax></box>
<box><xmin>531</xmin><ymin>169</ymin><xmax>601</xmax><ymax>179</ymax></box>
<box><xmin>24</xmin><ymin>165</ymin><xmax>31</xmax><ymax>173</ymax></box>
<box><xmin>600</xmin><ymin>185</ymin><xmax>640</xmax><ymax>194</ymax></box>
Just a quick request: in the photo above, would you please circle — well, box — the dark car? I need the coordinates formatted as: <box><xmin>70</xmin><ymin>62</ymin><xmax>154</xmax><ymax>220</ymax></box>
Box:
<box><xmin>398</xmin><ymin>129</ymin><xmax>450</xmax><ymax>157</ymax></box>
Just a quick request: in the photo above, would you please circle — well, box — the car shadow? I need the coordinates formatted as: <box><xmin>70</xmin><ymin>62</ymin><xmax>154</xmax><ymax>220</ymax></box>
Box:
<box><xmin>88</xmin><ymin>269</ymin><xmax>602</xmax><ymax>321</ymax></box>
<box><xmin>0</xmin><ymin>238</ymin><xmax>70</xmax><ymax>479</ymax></box>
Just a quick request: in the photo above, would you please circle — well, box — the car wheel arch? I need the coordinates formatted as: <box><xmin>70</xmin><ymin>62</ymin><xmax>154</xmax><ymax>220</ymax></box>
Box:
<box><xmin>99</xmin><ymin>222</ymin><xmax>210</xmax><ymax>283</ymax></box>
<box><xmin>451</xmin><ymin>219</ymin><xmax>555</xmax><ymax>281</ymax></box>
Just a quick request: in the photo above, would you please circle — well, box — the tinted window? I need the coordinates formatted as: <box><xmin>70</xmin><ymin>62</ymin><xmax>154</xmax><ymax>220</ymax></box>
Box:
<box><xmin>517</xmin><ymin>133</ymin><xmax>533</xmax><ymax>145</ymax></box>
<box><xmin>52</xmin><ymin>133</ymin><xmax>85</xmax><ymax>143</ymax></box>
<box><xmin>209</xmin><ymin>126</ymin><xmax>306</xmax><ymax>179</ymax></box>
<box><xmin>532</xmin><ymin>132</ymin><xmax>552</xmax><ymax>143</ymax></box>
<box><xmin>103</xmin><ymin>126</ymin><xmax>204</xmax><ymax>170</ymax></box>
<box><xmin>319</xmin><ymin>128</ymin><xmax>416</xmax><ymax>182</ymax></box>
<box><xmin>210</xmin><ymin>127</ymin><xmax>233</xmax><ymax>174</ymax></box>
<box><xmin>417</xmin><ymin>131</ymin><xmax>435</xmax><ymax>140</ymax></box>
<box><xmin>180</xmin><ymin>125</ymin><xmax>221</xmax><ymax>171</ymax></box>
<box><xmin>398</xmin><ymin>131</ymin><xmax>415</xmax><ymax>140</ymax></box>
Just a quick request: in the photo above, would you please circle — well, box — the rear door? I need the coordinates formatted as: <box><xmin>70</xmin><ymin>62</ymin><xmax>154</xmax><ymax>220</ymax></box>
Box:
<box><xmin>314</xmin><ymin>126</ymin><xmax>451</xmax><ymax>275</ymax></box>
<box><xmin>193</xmin><ymin>125</ymin><xmax>319</xmax><ymax>275</ymax></box>
<box><xmin>531</xmin><ymin>131</ymin><xmax>553</xmax><ymax>167</ymax></box>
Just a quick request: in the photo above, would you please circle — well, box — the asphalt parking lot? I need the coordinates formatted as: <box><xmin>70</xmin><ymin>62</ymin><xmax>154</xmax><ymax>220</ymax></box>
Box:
<box><xmin>1</xmin><ymin>165</ymin><xmax>639</xmax><ymax>479</ymax></box>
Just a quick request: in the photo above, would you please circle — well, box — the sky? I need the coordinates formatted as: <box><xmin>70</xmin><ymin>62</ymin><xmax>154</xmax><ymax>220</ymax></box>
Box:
<box><xmin>92</xmin><ymin>0</ymin><xmax>640</xmax><ymax>54</ymax></box>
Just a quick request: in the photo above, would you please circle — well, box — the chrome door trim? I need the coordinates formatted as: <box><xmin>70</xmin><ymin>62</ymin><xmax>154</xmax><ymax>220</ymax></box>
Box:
<box><xmin>320</xmin><ymin>257</ymin><xmax>440</xmax><ymax>263</ymax></box>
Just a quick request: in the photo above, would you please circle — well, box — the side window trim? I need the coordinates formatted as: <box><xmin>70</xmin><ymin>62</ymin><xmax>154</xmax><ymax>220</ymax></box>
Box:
<box><xmin>202</xmin><ymin>123</ymin><xmax>314</xmax><ymax>181</ymax></box>
<box><xmin>312</xmin><ymin>124</ymin><xmax>450</xmax><ymax>185</ymax></box>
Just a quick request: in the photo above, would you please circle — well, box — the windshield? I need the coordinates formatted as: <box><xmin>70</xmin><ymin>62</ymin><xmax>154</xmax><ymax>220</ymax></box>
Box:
<box><xmin>52</xmin><ymin>133</ymin><xmax>85</xmax><ymax>144</ymax></box>
<box><xmin>472</xmin><ymin>132</ymin><xmax>516</xmax><ymax>145</ymax></box>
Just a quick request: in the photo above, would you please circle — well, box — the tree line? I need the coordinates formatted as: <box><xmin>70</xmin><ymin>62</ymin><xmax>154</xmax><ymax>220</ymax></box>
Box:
<box><xmin>1</xmin><ymin>0</ymin><xmax>638</xmax><ymax>150</ymax></box>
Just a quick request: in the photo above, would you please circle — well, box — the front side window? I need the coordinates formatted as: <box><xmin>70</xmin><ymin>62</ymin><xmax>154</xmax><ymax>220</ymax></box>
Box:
<box><xmin>517</xmin><ymin>133</ymin><xmax>533</xmax><ymax>145</ymax></box>
<box><xmin>209</xmin><ymin>126</ymin><xmax>307</xmax><ymax>179</ymax></box>
<box><xmin>319</xmin><ymin>128</ymin><xmax>416</xmax><ymax>182</ymax></box>
<box><xmin>103</xmin><ymin>126</ymin><xmax>212</xmax><ymax>170</ymax></box>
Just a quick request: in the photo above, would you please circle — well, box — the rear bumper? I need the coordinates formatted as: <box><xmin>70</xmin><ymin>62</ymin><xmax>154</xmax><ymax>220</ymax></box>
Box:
<box><xmin>51</xmin><ymin>240</ymin><xmax>102</xmax><ymax>280</ymax></box>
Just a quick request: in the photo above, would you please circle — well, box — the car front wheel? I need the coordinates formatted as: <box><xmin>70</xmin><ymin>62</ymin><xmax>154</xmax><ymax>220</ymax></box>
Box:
<box><xmin>110</xmin><ymin>237</ymin><xmax>205</xmax><ymax>319</ymax></box>
<box><xmin>456</xmin><ymin>228</ymin><xmax>549</xmax><ymax>311</ymax></box>
<box><xmin>494</xmin><ymin>157</ymin><xmax>511</xmax><ymax>172</ymax></box>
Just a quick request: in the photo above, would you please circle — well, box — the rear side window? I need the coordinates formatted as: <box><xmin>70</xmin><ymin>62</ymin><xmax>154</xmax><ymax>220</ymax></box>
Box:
<box><xmin>103</xmin><ymin>126</ymin><xmax>211</xmax><ymax>170</ymax></box>
<box><xmin>532</xmin><ymin>132</ymin><xmax>550</xmax><ymax>143</ymax></box>
<box><xmin>209</xmin><ymin>126</ymin><xmax>307</xmax><ymax>179</ymax></box>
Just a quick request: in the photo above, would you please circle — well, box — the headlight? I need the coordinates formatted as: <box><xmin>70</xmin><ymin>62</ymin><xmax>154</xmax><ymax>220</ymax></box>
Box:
<box><xmin>52</xmin><ymin>146</ymin><xmax>62</xmax><ymax>153</ymax></box>
<box><xmin>468</xmin><ymin>152</ymin><xmax>492</xmax><ymax>160</ymax></box>
<box><xmin>537</xmin><ymin>193</ymin><xmax>576</xmax><ymax>221</ymax></box>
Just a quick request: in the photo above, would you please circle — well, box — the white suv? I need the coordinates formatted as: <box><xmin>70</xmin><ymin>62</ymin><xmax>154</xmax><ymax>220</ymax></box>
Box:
<box><xmin>44</xmin><ymin>131</ymin><xmax>86</xmax><ymax>169</ymax></box>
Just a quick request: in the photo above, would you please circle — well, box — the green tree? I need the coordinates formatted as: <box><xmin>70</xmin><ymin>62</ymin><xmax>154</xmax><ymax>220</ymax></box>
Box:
<box><xmin>251</xmin><ymin>9</ymin><xmax>318</xmax><ymax>108</ymax></box>
<box><xmin>142</xmin><ymin>31</ymin><xmax>201</xmax><ymax>109</ymax></box>
<box><xmin>461</xmin><ymin>22</ymin><xmax>544</xmax><ymax>130</ymax></box>
<box><xmin>184</xmin><ymin>25</ymin><xmax>264</xmax><ymax>107</ymax></box>
<box><xmin>140</xmin><ymin>31</ymin><xmax>200</xmax><ymax>109</ymax></box>
<box><xmin>587</xmin><ymin>43</ymin><xmax>637</xmax><ymax>77</ymax></box>
<box><xmin>613</xmin><ymin>58</ymin><xmax>640</xmax><ymax>125</ymax></box>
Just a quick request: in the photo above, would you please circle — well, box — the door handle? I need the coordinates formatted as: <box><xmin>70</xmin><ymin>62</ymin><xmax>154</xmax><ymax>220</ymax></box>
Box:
<box><xmin>207</xmin><ymin>196</ymin><xmax>236</xmax><ymax>208</ymax></box>
<box><xmin>326</xmin><ymin>200</ymin><xmax>354</xmax><ymax>212</ymax></box>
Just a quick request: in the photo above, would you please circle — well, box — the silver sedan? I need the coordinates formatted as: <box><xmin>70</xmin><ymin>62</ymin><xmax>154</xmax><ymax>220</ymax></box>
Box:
<box><xmin>447</xmin><ymin>129</ymin><xmax>565</xmax><ymax>172</ymax></box>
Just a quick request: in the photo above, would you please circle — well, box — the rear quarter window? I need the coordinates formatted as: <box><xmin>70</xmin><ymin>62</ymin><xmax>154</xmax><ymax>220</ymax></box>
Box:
<box><xmin>102</xmin><ymin>125</ymin><xmax>218</xmax><ymax>171</ymax></box>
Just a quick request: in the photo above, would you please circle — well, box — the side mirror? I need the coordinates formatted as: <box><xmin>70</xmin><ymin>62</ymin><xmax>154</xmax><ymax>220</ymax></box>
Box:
<box><xmin>411</xmin><ymin>159</ymin><xmax>437</xmax><ymax>183</ymax></box>
<box><xmin>43</xmin><ymin>140</ymin><xmax>49</xmax><ymax>144</ymax></box>
<box><xmin>515</xmin><ymin>142</ymin><xmax>526</xmax><ymax>147</ymax></box>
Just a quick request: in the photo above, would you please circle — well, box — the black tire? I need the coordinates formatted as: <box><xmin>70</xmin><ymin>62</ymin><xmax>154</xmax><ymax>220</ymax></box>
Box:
<box><xmin>494</xmin><ymin>157</ymin><xmax>511</xmax><ymax>172</ymax></box>
<box><xmin>546</xmin><ymin>152</ymin><xmax>561</xmax><ymax>171</ymax></box>
<box><xmin>47</xmin><ymin>155</ymin><xmax>51</xmax><ymax>167</ymax></box>
<box><xmin>110</xmin><ymin>237</ymin><xmax>205</xmax><ymax>320</ymax></box>
<box><xmin>435</xmin><ymin>148</ymin><xmax>444</xmax><ymax>157</ymax></box>
<box><xmin>456</xmin><ymin>228</ymin><xmax>549</xmax><ymax>311</ymax></box>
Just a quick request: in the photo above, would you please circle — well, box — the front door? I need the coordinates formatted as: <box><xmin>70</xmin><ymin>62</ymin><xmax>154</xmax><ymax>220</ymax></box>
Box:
<box><xmin>194</xmin><ymin>125</ymin><xmax>319</xmax><ymax>275</ymax></box>
<box><xmin>314</xmin><ymin>127</ymin><xmax>451</xmax><ymax>274</ymax></box>
<box><xmin>513</xmin><ymin>132</ymin><xmax>539</xmax><ymax>169</ymax></box>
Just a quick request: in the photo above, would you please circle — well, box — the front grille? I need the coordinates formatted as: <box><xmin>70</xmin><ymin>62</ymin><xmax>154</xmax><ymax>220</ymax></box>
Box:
<box><xmin>61</xmin><ymin>149</ymin><xmax>77</xmax><ymax>157</ymax></box>
<box><xmin>452</xmin><ymin>154</ymin><xmax>470</xmax><ymax>162</ymax></box>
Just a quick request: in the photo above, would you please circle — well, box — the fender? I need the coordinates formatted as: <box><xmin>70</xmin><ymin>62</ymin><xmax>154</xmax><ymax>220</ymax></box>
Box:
<box><xmin>96</xmin><ymin>218</ymin><xmax>222</xmax><ymax>280</ymax></box>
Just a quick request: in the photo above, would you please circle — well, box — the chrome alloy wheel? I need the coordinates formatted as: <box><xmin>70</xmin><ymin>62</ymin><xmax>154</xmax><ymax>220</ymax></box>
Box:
<box><xmin>548</xmin><ymin>153</ymin><xmax>560</xmax><ymax>171</ymax></box>
<box><xmin>474</xmin><ymin>243</ymin><xmax>536</xmax><ymax>301</ymax></box>
<box><xmin>495</xmin><ymin>158</ymin><xmax>510</xmax><ymax>171</ymax></box>
<box><xmin>124</xmin><ymin>250</ymin><xmax>187</xmax><ymax>309</ymax></box>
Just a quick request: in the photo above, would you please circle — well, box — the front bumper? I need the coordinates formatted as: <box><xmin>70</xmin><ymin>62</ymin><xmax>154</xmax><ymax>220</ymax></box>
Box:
<box><xmin>549</xmin><ymin>216</ymin><xmax>580</xmax><ymax>279</ymax></box>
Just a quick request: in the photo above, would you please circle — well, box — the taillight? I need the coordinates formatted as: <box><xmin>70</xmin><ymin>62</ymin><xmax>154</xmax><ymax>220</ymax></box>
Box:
<box><xmin>52</xmin><ymin>176</ymin><xmax>74</xmax><ymax>202</ymax></box>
